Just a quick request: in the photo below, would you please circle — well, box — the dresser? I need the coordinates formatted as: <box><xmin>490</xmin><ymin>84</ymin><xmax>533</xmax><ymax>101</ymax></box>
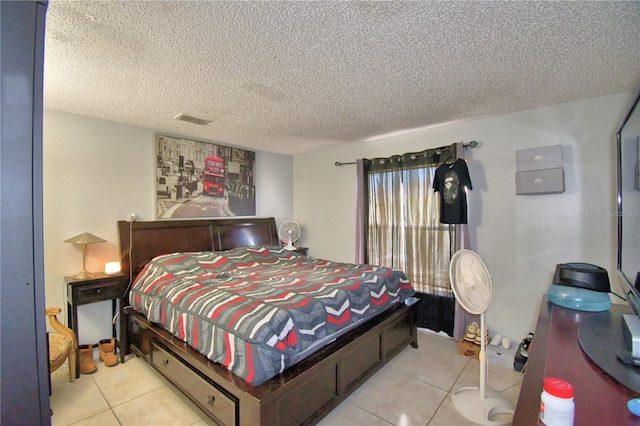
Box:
<box><xmin>513</xmin><ymin>297</ymin><xmax>640</xmax><ymax>425</ymax></box>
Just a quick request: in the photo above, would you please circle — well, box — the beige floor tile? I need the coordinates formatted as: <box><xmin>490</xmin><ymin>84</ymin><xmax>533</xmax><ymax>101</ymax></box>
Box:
<box><xmin>190</xmin><ymin>418</ymin><xmax>215</xmax><ymax>426</ymax></box>
<box><xmin>50</xmin><ymin>361</ymin><xmax>76</xmax><ymax>391</ymax></box>
<box><xmin>68</xmin><ymin>409</ymin><xmax>120</xmax><ymax>425</ymax></box>
<box><xmin>388</xmin><ymin>341</ymin><xmax>470</xmax><ymax>392</ymax></box>
<box><xmin>498</xmin><ymin>378</ymin><xmax>522</xmax><ymax>409</ymax></box>
<box><xmin>90</xmin><ymin>351</ymin><xmax>122</xmax><ymax>377</ymax></box>
<box><xmin>50</xmin><ymin>378</ymin><xmax>110</xmax><ymax>426</ymax></box>
<box><xmin>348</xmin><ymin>367</ymin><xmax>448</xmax><ymax>425</ymax></box>
<box><xmin>112</xmin><ymin>386</ymin><xmax>202</xmax><ymax>426</ymax></box>
<box><xmin>417</xmin><ymin>329</ymin><xmax>460</xmax><ymax>355</ymax></box>
<box><xmin>93</xmin><ymin>357</ymin><xmax>166</xmax><ymax>407</ymax></box>
<box><xmin>454</xmin><ymin>357</ymin><xmax>523</xmax><ymax>399</ymax></box>
<box><xmin>318</xmin><ymin>401</ymin><xmax>393</xmax><ymax>426</ymax></box>
<box><xmin>427</xmin><ymin>394</ymin><xmax>478</xmax><ymax>426</ymax></box>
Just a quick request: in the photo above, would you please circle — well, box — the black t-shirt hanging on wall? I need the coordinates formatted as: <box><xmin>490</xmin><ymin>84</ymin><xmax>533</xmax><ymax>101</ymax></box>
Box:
<box><xmin>432</xmin><ymin>159</ymin><xmax>473</xmax><ymax>224</ymax></box>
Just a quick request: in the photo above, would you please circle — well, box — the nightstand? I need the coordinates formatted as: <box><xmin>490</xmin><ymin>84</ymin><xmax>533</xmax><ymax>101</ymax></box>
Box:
<box><xmin>65</xmin><ymin>272</ymin><xmax>128</xmax><ymax>377</ymax></box>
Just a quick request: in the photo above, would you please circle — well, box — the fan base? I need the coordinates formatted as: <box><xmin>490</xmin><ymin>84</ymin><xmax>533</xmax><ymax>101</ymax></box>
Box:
<box><xmin>451</xmin><ymin>387</ymin><xmax>514</xmax><ymax>425</ymax></box>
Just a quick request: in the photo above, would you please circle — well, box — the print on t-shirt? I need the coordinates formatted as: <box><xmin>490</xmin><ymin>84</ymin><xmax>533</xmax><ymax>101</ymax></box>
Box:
<box><xmin>443</xmin><ymin>171</ymin><xmax>460</xmax><ymax>205</ymax></box>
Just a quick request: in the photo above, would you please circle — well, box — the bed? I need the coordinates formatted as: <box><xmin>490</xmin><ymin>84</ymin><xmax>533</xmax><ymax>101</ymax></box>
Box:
<box><xmin>118</xmin><ymin>217</ymin><xmax>418</xmax><ymax>426</ymax></box>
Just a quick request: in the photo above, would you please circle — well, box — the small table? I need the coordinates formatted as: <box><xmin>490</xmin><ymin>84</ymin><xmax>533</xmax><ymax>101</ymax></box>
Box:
<box><xmin>65</xmin><ymin>272</ymin><xmax>128</xmax><ymax>377</ymax></box>
<box><xmin>294</xmin><ymin>247</ymin><xmax>308</xmax><ymax>256</ymax></box>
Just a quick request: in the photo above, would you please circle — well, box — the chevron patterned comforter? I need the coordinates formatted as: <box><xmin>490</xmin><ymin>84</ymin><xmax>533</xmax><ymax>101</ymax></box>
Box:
<box><xmin>129</xmin><ymin>246</ymin><xmax>415</xmax><ymax>385</ymax></box>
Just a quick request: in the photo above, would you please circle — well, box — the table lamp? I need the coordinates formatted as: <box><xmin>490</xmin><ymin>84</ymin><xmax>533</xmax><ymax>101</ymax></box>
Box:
<box><xmin>65</xmin><ymin>232</ymin><xmax>106</xmax><ymax>279</ymax></box>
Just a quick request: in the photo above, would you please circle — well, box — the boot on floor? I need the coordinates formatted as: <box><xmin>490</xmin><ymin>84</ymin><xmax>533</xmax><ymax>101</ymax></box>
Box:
<box><xmin>99</xmin><ymin>338</ymin><xmax>119</xmax><ymax>367</ymax></box>
<box><xmin>79</xmin><ymin>344</ymin><xmax>97</xmax><ymax>374</ymax></box>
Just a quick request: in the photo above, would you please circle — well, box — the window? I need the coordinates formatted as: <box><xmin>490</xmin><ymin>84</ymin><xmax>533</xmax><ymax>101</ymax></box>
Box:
<box><xmin>365</xmin><ymin>156</ymin><xmax>453</xmax><ymax>296</ymax></box>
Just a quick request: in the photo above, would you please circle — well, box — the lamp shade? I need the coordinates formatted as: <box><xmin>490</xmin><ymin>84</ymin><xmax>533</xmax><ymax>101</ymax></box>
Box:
<box><xmin>64</xmin><ymin>232</ymin><xmax>106</xmax><ymax>245</ymax></box>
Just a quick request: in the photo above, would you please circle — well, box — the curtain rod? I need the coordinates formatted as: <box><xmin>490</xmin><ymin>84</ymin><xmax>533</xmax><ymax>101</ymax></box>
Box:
<box><xmin>334</xmin><ymin>140</ymin><xmax>479</xmax><ymax>166</ymax></box>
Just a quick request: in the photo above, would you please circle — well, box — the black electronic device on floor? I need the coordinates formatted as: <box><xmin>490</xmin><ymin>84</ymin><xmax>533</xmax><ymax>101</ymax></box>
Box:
<box><xmin>514</xmin><ymin>333</ymin><xmax>533</xmax><ymax>372</ymax></box>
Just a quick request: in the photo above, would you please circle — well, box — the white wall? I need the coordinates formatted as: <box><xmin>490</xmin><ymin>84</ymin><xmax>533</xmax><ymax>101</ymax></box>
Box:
<box><xmin>43</xmin><ymin>110</ymin><xmax>293</xmax><ymax>343</ymax></box>
<box><xmin>293</xmin><ymin>92</ymin><xmax>636</xmax><ymax>343</ymax></box>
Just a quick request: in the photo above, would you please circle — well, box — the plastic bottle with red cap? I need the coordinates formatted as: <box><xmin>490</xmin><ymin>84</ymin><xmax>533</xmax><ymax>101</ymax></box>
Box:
<box><xmin>539</xmin><ymin>377</ymin><xmax>574</xmax><ymax>425</ymax></box>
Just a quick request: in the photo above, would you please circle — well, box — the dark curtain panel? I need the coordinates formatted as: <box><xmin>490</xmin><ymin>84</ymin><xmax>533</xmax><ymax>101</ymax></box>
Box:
<box><xmin>413</xmin><ymin>292</ymin><xmax>455</xmax><ymax>336</ymax></box>
<box><xmin>453</xmin><ymin>142</ymin><xmax>478</xmax><ymax>339</ymax></box>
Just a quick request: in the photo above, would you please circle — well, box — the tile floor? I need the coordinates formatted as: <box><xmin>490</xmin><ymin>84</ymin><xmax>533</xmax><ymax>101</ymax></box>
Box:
<box><xmin>49</xmin><ymin>329</ymin><xmax>523</xmax><ymax>425</ymax></box>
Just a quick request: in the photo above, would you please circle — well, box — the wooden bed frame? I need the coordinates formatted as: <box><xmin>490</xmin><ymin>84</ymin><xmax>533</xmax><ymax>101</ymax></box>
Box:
<box><xmin>118</xmin><ymin>217</ymin><xmax>418</xmax><ymax>426</ymax></box>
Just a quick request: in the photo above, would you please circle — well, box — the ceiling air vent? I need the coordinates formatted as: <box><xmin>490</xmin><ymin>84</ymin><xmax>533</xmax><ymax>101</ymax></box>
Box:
<box><xmin>173</xmin><ymin>113</ymin><xmax>212</xmax><ymax>126</ymax></box>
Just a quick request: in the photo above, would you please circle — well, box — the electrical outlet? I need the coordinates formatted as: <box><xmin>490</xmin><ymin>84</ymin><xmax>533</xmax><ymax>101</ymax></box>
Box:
<box><xmin>129</xmin><ymin>214</ymin><xmax>136</xmax><ymax>222</ymax></box>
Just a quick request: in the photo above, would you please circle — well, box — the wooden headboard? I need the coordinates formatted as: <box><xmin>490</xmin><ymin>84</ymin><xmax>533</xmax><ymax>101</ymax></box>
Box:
<box><xmin>117</xmin><ymin>217</ymin><xmax>279</xmax><ymax>279</ymax></box>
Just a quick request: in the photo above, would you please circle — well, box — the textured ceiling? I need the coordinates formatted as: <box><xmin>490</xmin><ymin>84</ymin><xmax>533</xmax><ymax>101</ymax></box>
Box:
<box><xmin>44</xmin><ymin>1</ymin><xmax>640</xmax><ymax>156</ymax></box>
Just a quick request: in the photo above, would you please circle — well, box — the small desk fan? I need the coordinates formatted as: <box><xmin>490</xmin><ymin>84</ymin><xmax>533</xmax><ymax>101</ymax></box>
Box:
<box><xmin>278</xmin><ymin>220</ymin><xmax>301</xmax><ymax>250</ymax></box>
<box><xmin>449</xmin><ymin>249</ymin><xmax>514</xmax><ymax>425</ymax></box>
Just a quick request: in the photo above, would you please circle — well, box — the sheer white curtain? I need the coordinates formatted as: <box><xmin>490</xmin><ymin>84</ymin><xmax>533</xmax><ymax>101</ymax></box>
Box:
<box><xmin>356</xmin><ymin>149</ymin><xmax>456</xmax><ymax>334</ymax></box>
<box><xmin>365</xmin><ymin>156</ymin><xmax>453</xmax><ymax>296</ymax></box>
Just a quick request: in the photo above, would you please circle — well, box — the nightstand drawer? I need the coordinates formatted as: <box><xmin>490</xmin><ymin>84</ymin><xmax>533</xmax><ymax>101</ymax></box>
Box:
<box><xmin>69</xmin><ymin>280</ymin><xmax>122</xmax><ymax>304</ymax></box>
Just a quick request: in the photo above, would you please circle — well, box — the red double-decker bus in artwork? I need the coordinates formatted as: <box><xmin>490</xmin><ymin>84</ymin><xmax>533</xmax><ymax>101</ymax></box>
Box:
<box><xmin>203</xmin><ymin>156</ymin><xmax>225</xmax><ymax>196</ymax></box>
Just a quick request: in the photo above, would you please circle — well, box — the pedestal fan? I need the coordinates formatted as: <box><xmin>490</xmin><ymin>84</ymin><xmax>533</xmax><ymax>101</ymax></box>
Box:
<box><xmin>449</xmin><ymin>249</ymin><xmax>514</xmax><ymax>425</ymax></box>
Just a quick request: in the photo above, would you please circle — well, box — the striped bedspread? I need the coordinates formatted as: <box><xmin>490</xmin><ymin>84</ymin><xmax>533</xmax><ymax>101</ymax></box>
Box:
<box><xmin>129</xmin><ymin>246</ymin><xmax>415</xmax><ymax>385</ymax></box>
